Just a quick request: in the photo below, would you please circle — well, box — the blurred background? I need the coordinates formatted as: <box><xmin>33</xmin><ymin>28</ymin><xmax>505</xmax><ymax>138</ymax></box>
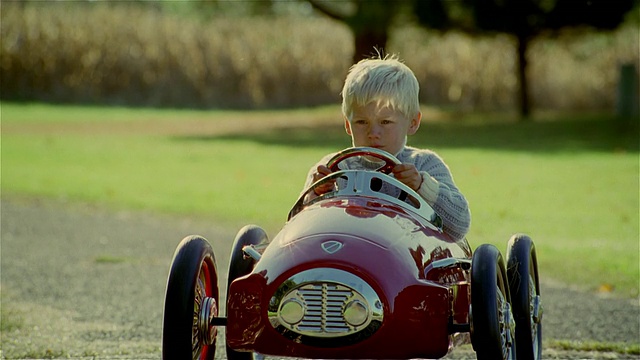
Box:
<box><xmin>1</xmin><ymin>0</ymin><xmax>638</xmax><ymax>118</ymax></box>
<box><xmin>2</xmin><ymin>3</ymin><xmax>639</xmax><ymax>357</ymax></box>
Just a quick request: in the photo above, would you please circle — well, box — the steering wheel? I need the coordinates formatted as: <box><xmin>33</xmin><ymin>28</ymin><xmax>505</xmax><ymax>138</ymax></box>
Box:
<box><xmin>326</xmin><ymin>147</ymin><xmax>401</xmax><ymax>174</ymax></box>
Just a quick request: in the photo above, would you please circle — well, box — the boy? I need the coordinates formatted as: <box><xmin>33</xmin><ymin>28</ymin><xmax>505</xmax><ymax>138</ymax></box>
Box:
<box><xmin>303</xmin><ymin>54</ymin><xmax>471</xmax><ymax>241</ymax></box>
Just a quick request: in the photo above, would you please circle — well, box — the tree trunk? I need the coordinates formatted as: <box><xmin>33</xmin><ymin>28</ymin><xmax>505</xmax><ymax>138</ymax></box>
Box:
<box><xmin>353</xmin><ymin>30</ymin><xmax>389</xmax><ymax>63</ymax></box>
<box><xmin>516</xmin><ymin>34</ymin><xmax>531</xmax><ymax>120</ymax></box>
<box><xmin>307</xmin><ymin>0</ymin><xmax>395</xmax><ymax>65</ymax></box>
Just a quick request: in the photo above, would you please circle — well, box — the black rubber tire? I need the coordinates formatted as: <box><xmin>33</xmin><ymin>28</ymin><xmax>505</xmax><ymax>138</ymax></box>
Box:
<box><xmin>226</xmin><ymin>225</ymin><xmax>268</xmax><ymax>360</ymax></box>
<box><xmin>162</xmin><ymin>235</ymin><xmax>218</xmax><ymax>360</ymax></box>
<box><xmin>507</xmin><ymin>234</ymin><xmax>542</xmax><ymax>360</ymax></box>
<box><xmin>470</xmin><ymin>244</ymin><xmax>516</xmax><ymax>360</ymax></box>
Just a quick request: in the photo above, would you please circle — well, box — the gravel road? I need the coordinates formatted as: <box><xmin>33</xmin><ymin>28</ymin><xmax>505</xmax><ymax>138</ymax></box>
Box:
<box><xmin>1</xmin><ymin>197</ymin><xmax>638</xmax><ymax>359</ymax></box>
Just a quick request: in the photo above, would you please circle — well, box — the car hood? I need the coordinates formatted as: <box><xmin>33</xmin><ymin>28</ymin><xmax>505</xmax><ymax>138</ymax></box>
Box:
<box><xmin>279</xmin><ymin>196</ymin><xmax>446</xmax><ymax>247</ymax></box>
<box><xmin>252</xmin><ymin>196</ymin><xmax>470</xmax><ymax>290</ymax></box>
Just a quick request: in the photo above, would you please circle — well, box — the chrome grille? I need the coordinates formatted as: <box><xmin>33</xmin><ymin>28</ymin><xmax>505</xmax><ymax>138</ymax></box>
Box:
<box><xmin>269</xmin><ymin>268</ymin><xmax>384</xmax><ymax>343</ymax></box>
<box><xmin>296</xmin><ymin>283</ymin><xmax>352</xmax><ymax>333</ymax></box>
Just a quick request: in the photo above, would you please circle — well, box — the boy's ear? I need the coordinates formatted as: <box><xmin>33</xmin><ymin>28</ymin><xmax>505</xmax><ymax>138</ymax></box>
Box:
<box><xmin>407</xmin><ymin>112</ymin><xmax>422</xmax><ymax>135</ymax></box>
<box><xmin>344</xmin><ymin>117</ymin><xmax>352</xmax><ymax>135</ymax></box>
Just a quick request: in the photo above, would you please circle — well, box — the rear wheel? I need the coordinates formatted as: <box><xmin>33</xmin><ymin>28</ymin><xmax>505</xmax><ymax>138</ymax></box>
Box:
<box><xmin>162</xmin><ymin>235</ymin><xmax>219</xmax><ymax>360</ymax></box>
<box><xmin>507</xmin><ymin>234</ymin><xmax>543</xmax><ymax>360</ymax></box>
<box><xmin>470</xmin><ymin>244</ymin><xmax>516</xmax><ymax>360</ymax></box>
<box><xmin>226</xmin><ymin>225</ymin><xmax>268</xmax><ymax>360</ymax></box>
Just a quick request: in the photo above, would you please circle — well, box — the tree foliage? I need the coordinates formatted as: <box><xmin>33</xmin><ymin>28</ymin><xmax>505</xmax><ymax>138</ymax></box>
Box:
<box><xmin>309</xmin><ymin>0</ymin><xmax>636</xmax><ymax>118</ymax></box>
<box><xmin>453</xmin><ymin>0</ymin><xmax>637</xmax><ymax>118</ymax></box>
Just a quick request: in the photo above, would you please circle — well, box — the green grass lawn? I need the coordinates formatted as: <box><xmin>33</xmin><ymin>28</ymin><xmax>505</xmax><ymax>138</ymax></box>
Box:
<box><xmin>2</xmin><ymin>102</ymin><xmax>638</xmax><ymax>298</ymax></box>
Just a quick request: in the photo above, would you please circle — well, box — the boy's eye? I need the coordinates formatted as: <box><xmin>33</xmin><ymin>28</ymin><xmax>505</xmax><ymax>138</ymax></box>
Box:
<box><xmin>381</xmin><ymin>119</ymin><xmax>393</xmax><ymax>125</ymax></box>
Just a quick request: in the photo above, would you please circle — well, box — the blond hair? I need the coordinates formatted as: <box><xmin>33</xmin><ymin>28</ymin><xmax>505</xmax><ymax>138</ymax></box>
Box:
<box><xmin>341</xmin><ymin>54</ymin><xmax>420</xmax><ymax>121</ymax></box>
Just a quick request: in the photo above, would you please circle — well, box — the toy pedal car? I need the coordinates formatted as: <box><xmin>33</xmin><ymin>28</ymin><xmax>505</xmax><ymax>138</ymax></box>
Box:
<box><xmin>161</xmin><ymin>147</ymin><xmax>543</xmax><ymax>360</ymax></box>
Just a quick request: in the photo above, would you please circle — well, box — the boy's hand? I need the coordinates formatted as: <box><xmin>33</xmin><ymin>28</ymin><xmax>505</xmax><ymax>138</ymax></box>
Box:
<box><xmin>312</xmin><ymin>165</ymin><xmax>336</xmax><ymax>195</ymax></box>
<box><xmin>392</xmin><ymin>164</ymin><xmax>422</xmax><ymax>191</ymax></box>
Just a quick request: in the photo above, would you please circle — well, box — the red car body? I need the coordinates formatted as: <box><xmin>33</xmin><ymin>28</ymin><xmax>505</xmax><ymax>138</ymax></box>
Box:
<box><xmin>226</xmin><ymin>168</ymin><xmax>473</xmax><ymax>358</ymax></box>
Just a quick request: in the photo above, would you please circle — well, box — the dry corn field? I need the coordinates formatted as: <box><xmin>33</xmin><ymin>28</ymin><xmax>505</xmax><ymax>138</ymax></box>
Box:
<box><xmin>1</xmin><ymin>2</ymin><xmax>638</xmax><ymax>111</ymax></box>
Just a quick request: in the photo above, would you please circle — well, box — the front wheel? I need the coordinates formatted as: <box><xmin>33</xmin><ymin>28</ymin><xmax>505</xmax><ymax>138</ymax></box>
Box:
<box><xmin>162</xmin><ymin>235</ymin><xmax>219</xmax><ymax>360</ymax></box>
<box><xmin>507</xmin><ymin>234</ymin><xmax>543</xmax><ymax>360</ymax></box>
<box><xmin>226</xmin><ymin>225</ymin><xmax>268</xmax><ymax>360</ymax></box>
<box><xmin>470</xmin><ymin>244</ymin><xmax>516</xmax><ymax>360</ymax></box>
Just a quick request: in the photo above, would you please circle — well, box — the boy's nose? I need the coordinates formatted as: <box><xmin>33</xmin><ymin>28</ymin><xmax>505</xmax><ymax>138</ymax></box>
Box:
<box><xmin>368</xmin><ymin>124</ymin><xmax>381</xmax><ymax>138</ymax></box>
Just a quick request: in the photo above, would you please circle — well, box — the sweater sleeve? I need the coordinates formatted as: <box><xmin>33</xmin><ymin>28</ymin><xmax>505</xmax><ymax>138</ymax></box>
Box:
<box><xmin>410</xmin><ymin>150</ymin><xmax>472</xmax><ymax>241</ymax></box>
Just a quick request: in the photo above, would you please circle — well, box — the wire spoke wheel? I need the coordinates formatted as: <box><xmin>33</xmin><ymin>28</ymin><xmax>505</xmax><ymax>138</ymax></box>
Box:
<box><xmin>471</xmin><ymin>244</ymin><xmax>516</xmax><ymax>360</ymax></box>
<box><xmin>192</xmin><ymin>261</ymin><xmax>218</xmax><ymax>359</ymax></box>
<box><xmin>528</xmin><ymin>275</ymin><xmax>541</xmax><ymax>359</ymax></box>
<box><xmin>496</xmin><ymin>286</ymin><xmax>516</xmax><ymax>359</ymax></box>
<box><xmin>507</xmin><ymin>234</ymin><xmax>543</xmax><ymax>360</ymax></box>
<box><xmin>163</xmin><ymin>236</ymin><xmax>219</xmax><ymax>360</ymax></box>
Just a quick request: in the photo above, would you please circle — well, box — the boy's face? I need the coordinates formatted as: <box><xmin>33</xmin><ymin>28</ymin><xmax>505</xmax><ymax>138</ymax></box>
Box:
<box><xmin>345</xmin><ymin>102</ymin><xmax>421</xmax><ymax>156</ymax></box>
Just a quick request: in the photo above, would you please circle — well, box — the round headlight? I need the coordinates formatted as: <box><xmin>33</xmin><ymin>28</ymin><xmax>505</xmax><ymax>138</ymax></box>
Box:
<box><xmin>343</xmin><ymin>300</ymin><xmax>368</xmax><ymax>326</ymax></box>
<box><xmin>280</xmin><ymin>299</ymin><xmax>305</xmax><ymax>325</ymax></box>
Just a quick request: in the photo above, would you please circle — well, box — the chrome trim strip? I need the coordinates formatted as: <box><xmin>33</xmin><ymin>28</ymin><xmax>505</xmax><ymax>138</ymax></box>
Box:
<box><xmin>425</xmin><ymin>258</ymin><xmax>472</xmax><ymax>272</ymax></box>
<box><xmin>241</xmin><ymin>245</ymin><xmax>262</xmax><ymax>262</ymax></box>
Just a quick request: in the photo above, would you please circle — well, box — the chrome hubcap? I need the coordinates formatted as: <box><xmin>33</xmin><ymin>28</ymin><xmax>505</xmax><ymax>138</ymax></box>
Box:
<box><xmin>530</xmin><ymin>275</ymin><xmax>542</xmax><ymax>358</ymax></box>
<box><xmin>498</xmin><ymin>290</ymin><xmax>516</xmax><ymax>359</ymax></box>
<box><xmin>198</xmin><ymin>296</ymin><xmax>218</xmax><ymax>345</ymax></box>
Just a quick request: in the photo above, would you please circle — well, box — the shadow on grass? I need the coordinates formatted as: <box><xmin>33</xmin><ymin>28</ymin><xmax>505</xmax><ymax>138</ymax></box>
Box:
<box><xmin>175</xmin><ymin>116</ymin><xmax>639</xmax><ymax>154</ymax></box>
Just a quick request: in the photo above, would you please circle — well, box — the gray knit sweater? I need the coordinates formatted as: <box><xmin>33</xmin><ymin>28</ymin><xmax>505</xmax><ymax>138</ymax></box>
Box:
<box><xmin>303</xmin><ymin>146</ymin><xmax>471</xmax><ymax>240</ymax></box>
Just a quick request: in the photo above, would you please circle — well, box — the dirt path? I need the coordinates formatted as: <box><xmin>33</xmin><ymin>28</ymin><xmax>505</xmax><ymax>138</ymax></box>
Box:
<box><xmin>1</xmin><ymin>197</ymin><xmax>638</xmax><ymax>359</ymax></box>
